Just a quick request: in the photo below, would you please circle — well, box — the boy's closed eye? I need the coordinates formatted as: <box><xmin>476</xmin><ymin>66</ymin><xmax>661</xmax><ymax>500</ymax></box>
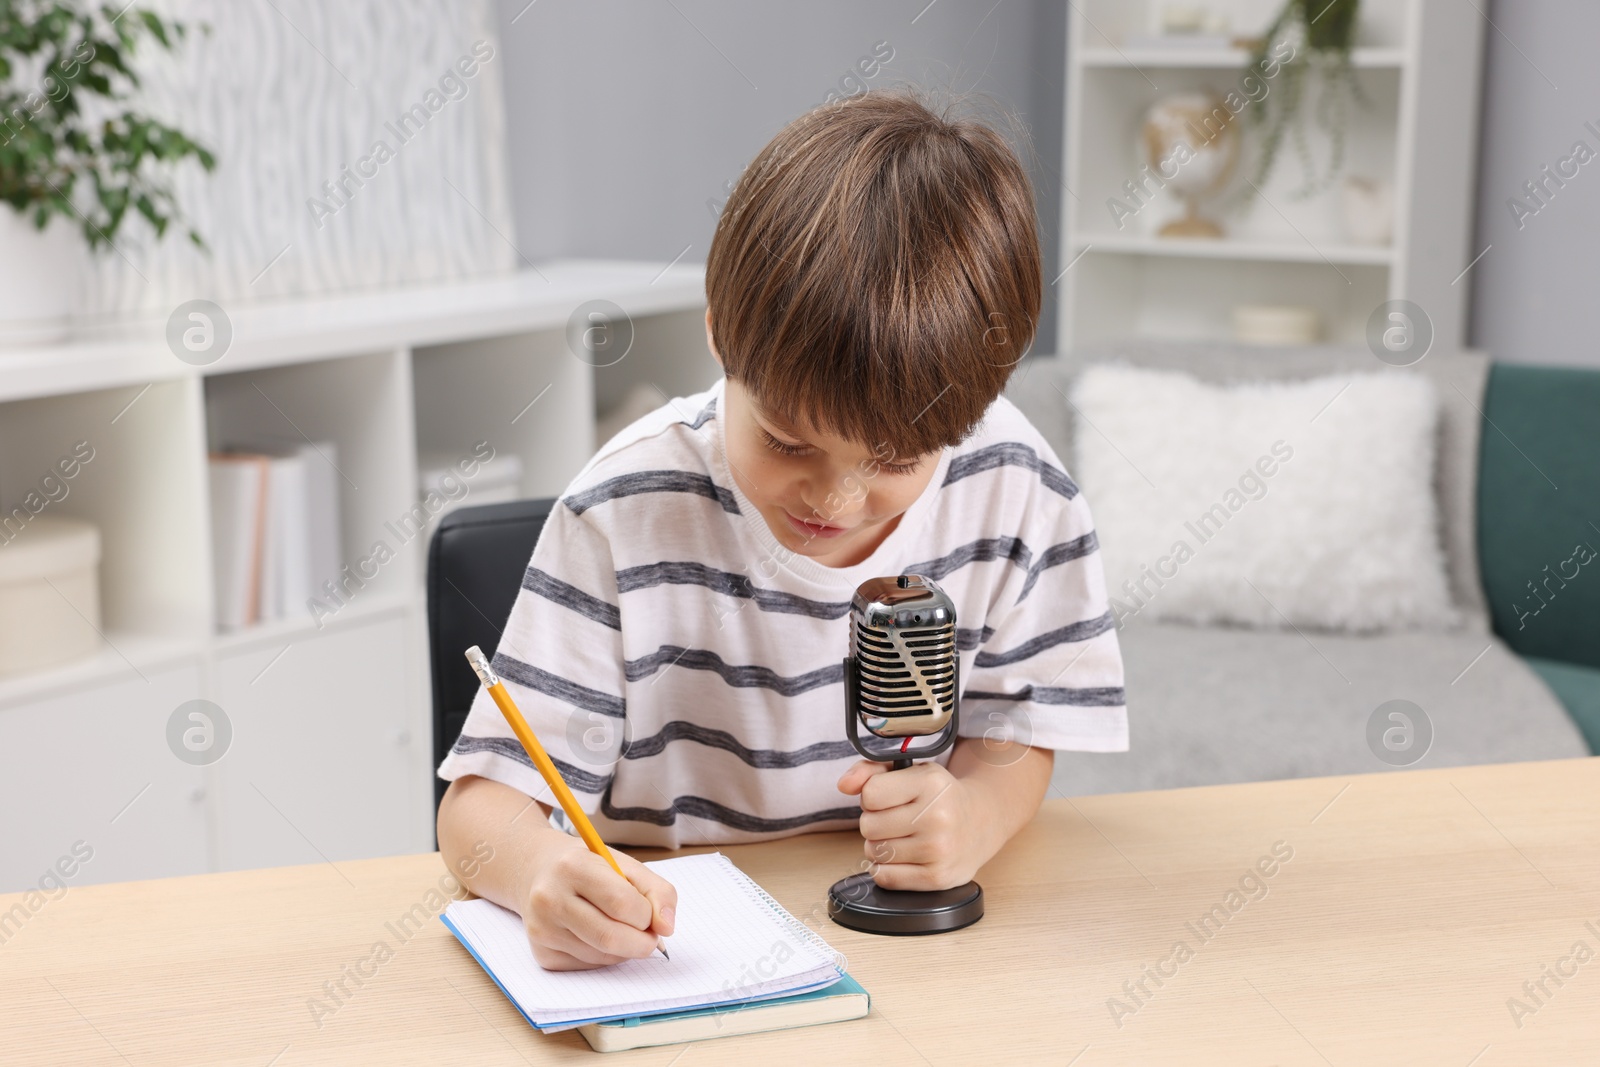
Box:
<box><xmin>757</xmin><ymin>425</ymin><xmax>922</xmax><ymax>476</ymax></box>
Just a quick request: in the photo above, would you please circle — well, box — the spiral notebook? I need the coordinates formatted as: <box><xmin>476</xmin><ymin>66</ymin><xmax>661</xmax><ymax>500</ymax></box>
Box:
<box><xmin>441</xmin><ymin>852</ymin><xmax>851</xmax><ymax>1034</ymax></box>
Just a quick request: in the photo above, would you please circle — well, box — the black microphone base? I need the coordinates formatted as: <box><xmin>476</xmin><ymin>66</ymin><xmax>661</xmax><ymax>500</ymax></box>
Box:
<box><xmin>826</xmin><ymin>872</ymin><xmax>984</xmax><ymax>936</ymax></box>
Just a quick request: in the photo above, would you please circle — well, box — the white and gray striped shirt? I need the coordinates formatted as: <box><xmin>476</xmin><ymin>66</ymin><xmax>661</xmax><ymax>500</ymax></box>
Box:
<box><xmin>437</xmin><ymin>377</ymin><xmax>1127</xmax><ymax>848</ymax></box>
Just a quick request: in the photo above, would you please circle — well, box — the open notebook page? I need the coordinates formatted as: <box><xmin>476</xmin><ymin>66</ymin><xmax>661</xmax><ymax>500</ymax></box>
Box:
<box><xmin>442</xmin><ymin>852</ymin><xmax>846</xmax><ymax>1030</ymax></box>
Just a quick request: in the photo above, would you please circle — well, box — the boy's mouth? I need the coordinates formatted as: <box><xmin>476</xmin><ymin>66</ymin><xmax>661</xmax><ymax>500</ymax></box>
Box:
<box><xmin>783</xmin><ymin>511</ymin><xmax>848</xmax><ymax>540</ymax></box>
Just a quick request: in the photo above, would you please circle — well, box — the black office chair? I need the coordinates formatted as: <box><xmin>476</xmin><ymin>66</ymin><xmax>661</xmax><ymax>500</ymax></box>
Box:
<box><xmin>425</xmin><ymin>497</ymin><xmax>556</xmax><ymax>821</ymax></box>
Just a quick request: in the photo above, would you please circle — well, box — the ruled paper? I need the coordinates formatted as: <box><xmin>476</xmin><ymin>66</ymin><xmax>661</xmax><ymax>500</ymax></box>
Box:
<box><xmin>443</xmin><ymin>852</ymin><xmax>844</xmax><ymax>1028</ymax></box>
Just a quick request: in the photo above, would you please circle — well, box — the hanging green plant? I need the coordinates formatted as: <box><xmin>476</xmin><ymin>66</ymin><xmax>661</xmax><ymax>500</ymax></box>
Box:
<box><xmin>0</xmin><ymin>1</ymin><xmax>216</xmax><ymax>250</ymax></box>
<box><xmin>1244</xmin><ymin>0</ymin><xmax>1363</xmax><ymax>199</ymax></box>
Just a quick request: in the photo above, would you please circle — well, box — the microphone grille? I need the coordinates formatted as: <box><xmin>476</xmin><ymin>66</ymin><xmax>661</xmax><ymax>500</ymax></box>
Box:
<box><xmin>851</xmin><ymin>576</ymin><xmax>957</xmax><ymax>736</ymax></box>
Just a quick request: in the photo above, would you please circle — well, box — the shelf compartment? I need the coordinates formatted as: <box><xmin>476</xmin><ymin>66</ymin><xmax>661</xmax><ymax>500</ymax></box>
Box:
<box><xmin>0</xmin><ymin>378</ymin><xmax>212</xmax><ymax>645</ymax></box>
<box><xmin>1068</xmin><ymin>64</ymin><xmax>1402</xmax><ymax>251</ymax></box>
<box><xmin>413</xmin><ymin>329</ymin><xmax>596</xmax><ymax>505</ymax></box>
<box><xmin>1068</xmin><ymin>253</ymin><xmax>1388</xmax><ymax>348</ymax></box>
<box><xmin>202</xmin><ymin>349</ymin><xmax>417</xmax><ymax>623</ymax></box>
<box><xmin>593</xmin><ymin>306</ymin><xmax>718</xmax><ymax>438</ymax></box>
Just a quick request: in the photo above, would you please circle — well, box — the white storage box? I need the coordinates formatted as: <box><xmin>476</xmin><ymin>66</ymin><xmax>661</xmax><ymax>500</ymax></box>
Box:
<box><xmin>0</xmin><ymin>515</ymin><xmax>102</xmax><ymax>677</ymax></box>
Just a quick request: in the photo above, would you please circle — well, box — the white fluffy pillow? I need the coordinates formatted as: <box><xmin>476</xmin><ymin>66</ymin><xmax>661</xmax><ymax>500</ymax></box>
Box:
<box><xmin>1070</xmin><ymin>363</ymin><xmax>1459</xmax><ymax>632</ymax></box>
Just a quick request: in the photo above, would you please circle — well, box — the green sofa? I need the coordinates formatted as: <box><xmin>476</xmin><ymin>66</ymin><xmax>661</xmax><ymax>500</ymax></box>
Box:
<box><xmin>1478</xmin><ymin>362</ymin><xmax>1600</xmax><ymax>753</ymax></box>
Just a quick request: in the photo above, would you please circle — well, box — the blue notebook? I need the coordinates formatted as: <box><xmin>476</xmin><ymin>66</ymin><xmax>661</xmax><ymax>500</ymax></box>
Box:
<box><xmin>576</xmin><ymin>974</ymin><xmax>869</xmax><ymax>1052</ymax></box>
<box><xmin>441</xmin><ymin>852</ymin><xmax>869</xmax><ymax>1048</ymax></box>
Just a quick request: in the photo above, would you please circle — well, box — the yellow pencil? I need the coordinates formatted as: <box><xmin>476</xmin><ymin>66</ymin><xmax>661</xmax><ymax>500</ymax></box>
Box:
<box><xmin>464</xmin><ymin>645</ymin><xmax>668</xmax><ymax>960</ymax></box>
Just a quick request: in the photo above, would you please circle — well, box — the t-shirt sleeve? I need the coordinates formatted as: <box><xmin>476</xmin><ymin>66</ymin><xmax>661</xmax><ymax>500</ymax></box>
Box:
<box><xmin>435</xmin><ymin>501</ymin><xmax>627</xmax><ymax>812</ymax></box>
<box><xmin>957</xmin><ymin>485</ymin><xmax>1129</xmax><ymax>753</ymax></box>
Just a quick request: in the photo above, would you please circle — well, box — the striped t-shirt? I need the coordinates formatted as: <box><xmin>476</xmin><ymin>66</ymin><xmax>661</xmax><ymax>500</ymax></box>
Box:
<box><xmin>437</xmin><ymin>376</ymin><xmax>1127</xmax><ymax>848</ymax></box>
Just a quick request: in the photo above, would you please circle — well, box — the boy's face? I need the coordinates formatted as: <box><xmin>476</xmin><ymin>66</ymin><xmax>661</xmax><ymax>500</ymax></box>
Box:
<box><xmin>706</xmin><ymin>310</ymin><xmax>941</xmax><ymax>569</ymax></box>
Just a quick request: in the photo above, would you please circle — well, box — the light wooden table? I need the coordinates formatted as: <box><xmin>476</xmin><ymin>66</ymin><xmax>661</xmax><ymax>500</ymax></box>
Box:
<box><xmin>5</xmin><ymin>757</ymin><xmax>1598</xmax><ymax>1065</ymax></box>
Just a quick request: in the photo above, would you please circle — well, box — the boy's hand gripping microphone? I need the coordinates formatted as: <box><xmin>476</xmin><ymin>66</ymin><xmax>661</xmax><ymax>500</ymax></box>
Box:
<box><xmin>829</xmin><ymin>574</ymin><xmax>984</xmax><ymax>935</ymax></box>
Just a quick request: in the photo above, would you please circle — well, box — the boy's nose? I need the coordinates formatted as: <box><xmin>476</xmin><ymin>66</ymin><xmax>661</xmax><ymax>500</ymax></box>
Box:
<box><xmin>813</xmin><ymin>483</ymin><xmax>868</xmax><ymax>524</ymax></box>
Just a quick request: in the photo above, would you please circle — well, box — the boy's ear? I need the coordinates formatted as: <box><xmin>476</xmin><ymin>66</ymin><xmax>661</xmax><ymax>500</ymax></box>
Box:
<box><xmin>704</xmin><ymin>306</ymin><xmax>723</xmax><ymax>367</ymax></box>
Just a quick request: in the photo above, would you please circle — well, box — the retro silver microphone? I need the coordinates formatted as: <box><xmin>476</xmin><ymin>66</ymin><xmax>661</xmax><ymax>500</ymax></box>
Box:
<box><xmin>830</xmin><ymin>573</ymin><xmax>984</xmax><ymax>936</ymax></box>
<box><xmin>844</xmin><ymin>574</ymin><xmax>961</xmax><ymax>766</ymax></box>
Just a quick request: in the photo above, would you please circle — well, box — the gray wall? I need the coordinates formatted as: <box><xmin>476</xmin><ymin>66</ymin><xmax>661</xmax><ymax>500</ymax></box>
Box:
<box><xmin>493</xmin><ymin>0</ymin><xmax>1066</xmax><ymax>355</ymax></box>
<box><xmin>496</xmin><ymin>0</ymin><xmax>1591</xmax><ymax>369</ymax></box>
<box><xmin>1468</xmin><ymin>0</ymin><xmax>1600</xmax><ymax>367</ymax></box>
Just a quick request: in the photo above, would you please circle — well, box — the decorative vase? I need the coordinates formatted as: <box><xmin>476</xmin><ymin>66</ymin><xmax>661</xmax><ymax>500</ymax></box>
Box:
<box><xmin>0</xmin><ymin>210</ymin><xmax>85</xmax><ymax>347</ymax></box>
<box><xmin>1142</xmin><ymin>92</ymin><xmax>1240</xmax><ymax>239</ymax></box>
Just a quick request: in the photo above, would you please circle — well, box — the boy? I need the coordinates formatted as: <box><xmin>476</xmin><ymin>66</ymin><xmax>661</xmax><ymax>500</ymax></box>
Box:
<box><xmin>436</xmin><ymin>89</ymin><xmax>1126</xmax><ymax>971</ymax></box>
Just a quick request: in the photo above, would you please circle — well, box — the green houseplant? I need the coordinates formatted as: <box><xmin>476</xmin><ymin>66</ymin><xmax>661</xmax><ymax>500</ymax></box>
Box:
<box><xmin>0</xmin><ymin>1</ymin><xmax>215</xmax><ymax>343</ymax></box>
<box><xmin>1244</xmin><ymin>0</ymin><xmax>1362</xmax><ymax>198</ymax></box>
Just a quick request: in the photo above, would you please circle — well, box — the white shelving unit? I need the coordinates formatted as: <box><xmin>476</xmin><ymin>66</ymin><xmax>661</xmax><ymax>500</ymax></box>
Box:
<box><xmin>0</xmin><ymin>260</ymin><xmax>713</xmax><ymax>892</ymax></box>
<box><xmin>1059</xmin><ymin>0</ymin><xmax>1484</xmax><ymax>351</ymax></box>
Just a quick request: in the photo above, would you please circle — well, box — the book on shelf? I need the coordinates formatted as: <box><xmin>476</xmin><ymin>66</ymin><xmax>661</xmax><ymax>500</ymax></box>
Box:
<box><xmin>207</xmin><ymin>441</ymin><xmax>341</xmax><ymax>631</ymax></box>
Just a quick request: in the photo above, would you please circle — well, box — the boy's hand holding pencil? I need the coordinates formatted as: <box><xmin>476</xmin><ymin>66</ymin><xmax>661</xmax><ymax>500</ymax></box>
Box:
<box><xmin>466</xmin><ymin>646</ymin><xmax>676</xmax><ymax>971</ymax></box>
<box><xmin>518</xmin><ymin>832</ymin><xmax>677</xmax><ymax>971</ymax></box>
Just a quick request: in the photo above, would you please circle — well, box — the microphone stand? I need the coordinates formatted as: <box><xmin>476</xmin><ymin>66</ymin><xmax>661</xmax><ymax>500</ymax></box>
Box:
<box><xmin>828</xmin><ymin>656</ymin><xmax>985</xmax><ymax>935</ymax></box>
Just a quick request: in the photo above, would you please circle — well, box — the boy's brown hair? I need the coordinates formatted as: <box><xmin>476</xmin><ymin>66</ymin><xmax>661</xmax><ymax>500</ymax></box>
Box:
<box><xmin>705</xmin><ymin>87</ymin><xmax>1041</xmax><ymax>462</ymax></box>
